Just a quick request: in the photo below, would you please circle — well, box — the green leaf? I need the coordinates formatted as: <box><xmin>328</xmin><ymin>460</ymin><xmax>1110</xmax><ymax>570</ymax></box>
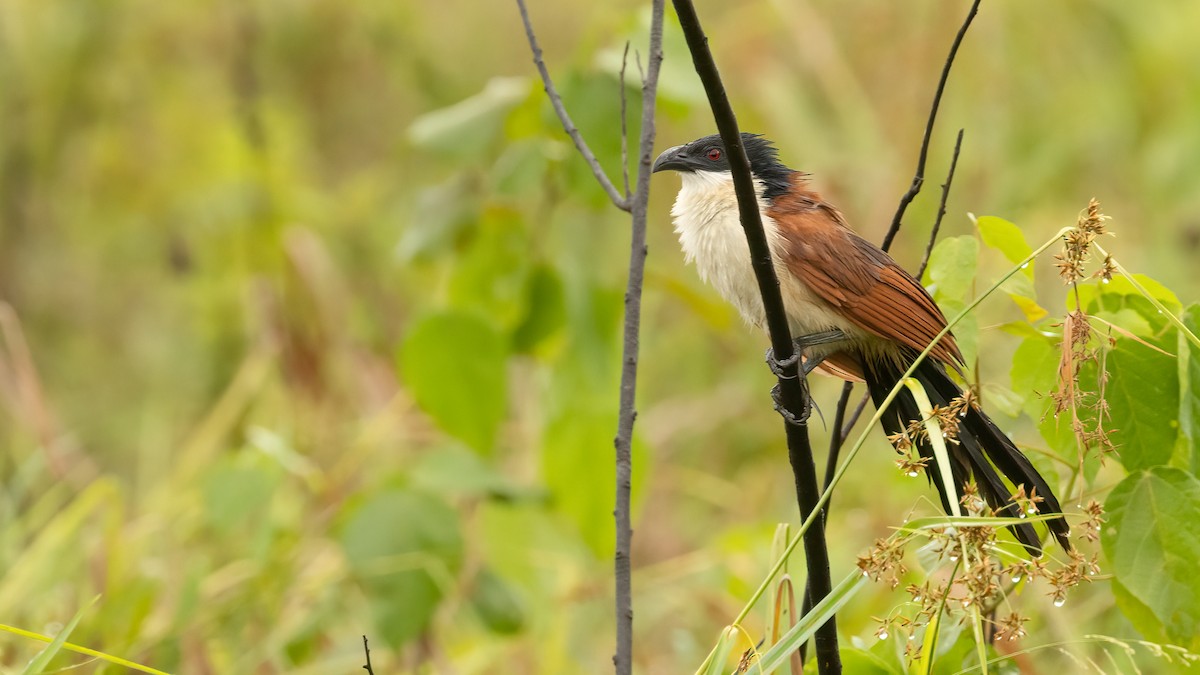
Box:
<box><xmin>937</xmin><ymin>299</ymin><xmax>978</xmax><ymax>367</ymax></box>
<box><xmin>1105</xmin><ymin>333</ymin><xmax>1179</xmax><ymax>471</ymax></box>
<box><xmin>400</xmin><ymin>311</ymin><xmax>508</xmax><ymax>453</ymax></box>
<box><xmin>814</xmin><ymin>648</ymin><xmax>900</xmax><ymax>675</ymax></box>
<box><xmin>511</xmin><ymin>264</ymin><xmax>566</xmax><ymax>354</ymax></box>
<box><xmin>339</xmin><ymin>489</ymin><xmax>464</xmax><ymax>648</ymax></box>
<box><xmin>469</xmin><ymin>567</ymin><xmax>526</xmax><ymax>635</ymax></box>
<box><xmin>923</xmin><ymin>236</ymin><xmax>979</xmax><ymax>302</ymax></box>
<box><xmin>410</xmin><ymin>443</ymin><xmax>532</xmax><ymax>500</ymax></box>
<box><xmin>447</xmin><ymin>209</ymin><xmax>530</xmax><ymax>329</ymax></box>
<box><xmin>1010</xmin><ymin>335</ymin><xmax>1060</xmax><ymax>422</ymax></box>
<box><xmin>397</xmin><ymin>176</ymin><xmax>480</xmax><ymax>263</ymax></box>
<box><xmin>1179</xmin><ymin>304</ymin><xmax>1200</xmax><ymax>474</ymax></box>
<box><xmin>408</xmin><ymin>76</ymin><xmax>530</xmax><ymax>160</ymax></box>
<box><xmin>752</xmin><ymin>570</ymin><xmax>869</xmax><ymax>673</ymax></box>
<box><xmin>1103</xmin><ymin>467</ymin><xmax>1200</xmax><ymax>645</ymax></box>
<box><xmin>541</xmin><ymin>409</ymin><xmax>647</xmax><ymax>556</ymax></box>
<box><xmin>702</xmin><ymin>626</ymin><xmax>739</xmax><ymax>675</ymax></box>
<box><xmin>976</xmin><ymin>216</ymin><xmax>1034</xmax><ymax>276</ymax></box>
<box><xmin>202</xmin><ymin>453</ymin><xmax>280</xmax><ymax>534</ymax></box>
<box><xmin>998</xmin><ymin>273</ymin><xmax>1047</xmax><ymax>322</ymax></box>
<box><xmin>1074</xmin><ymin>273</ymin><xmax>1182</xmax><ymax>314</ymax></box>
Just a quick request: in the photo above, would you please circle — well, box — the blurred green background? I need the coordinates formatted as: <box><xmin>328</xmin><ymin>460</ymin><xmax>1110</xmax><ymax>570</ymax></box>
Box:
<box><xmin>2</xmin><ymin>0</ymin><xmax>1199</xmax><ymax>672</ymax></box>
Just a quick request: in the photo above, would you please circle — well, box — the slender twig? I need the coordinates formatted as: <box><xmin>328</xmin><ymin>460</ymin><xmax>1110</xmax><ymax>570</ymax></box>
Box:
<box><xmin>838</xmin><ymin>392</ymin><xmax>870</xmax><ymax>447</ymax></box>
<box><xmin>917</xmin><ymin>129</ymin><xmax>965</xmax><ymax>278</ymax></box>
<box><xmin>611</xmin><ymin>3</ymin><xmax>664</xmax><ymax>674</ymax></box>
<box><xmin>516</xmin><ymin>0</ymin><xmax>631</xmax><ymax>211</ymax></box>
<box><xmin>619</xmin><ymin>41</ymin><xmax>632</xmax><ymax>200</ymax></box>
<box><xmin>668</xmin><ymin>2</ymin><xmax>840</xmax><ymax>672</ymax></box>
<box><xmin>361</xmin><ymin>636</ymin><xmax>374</xmax><ymax>675</ymax></box>
<box><xmin>880</xmin><ymin>0</ymin><xmax>982</xmax><ymax>250</ymax></box>
<box><xmin>516</xmin><ymin>3</ymin><xmax>662</xmax><ymax>672</ymax></box>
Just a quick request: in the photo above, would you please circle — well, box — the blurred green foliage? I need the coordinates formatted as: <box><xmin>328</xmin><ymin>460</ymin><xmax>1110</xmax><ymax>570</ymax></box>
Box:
<box><xmin>2</xmin><ymin>0</ymin><xmax>1200</xmax><ymax>673</ymax></box>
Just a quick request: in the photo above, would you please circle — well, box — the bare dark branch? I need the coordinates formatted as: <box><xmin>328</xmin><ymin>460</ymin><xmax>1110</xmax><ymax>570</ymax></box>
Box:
<box><xmin>619</xmin><ymin>41</ymin><xmax>632</xmax><ymax>200</ymax></box>
<box><xmin>917</xmin><ymin>129</ymin><xmax>965</xmax><ymax>278</ymax></box>
<box><xmin>515</xmin><ymin>0</ymin><xmax>631</xmax><ymax>211</ymax></box>
<box><xmin>668</xmin><ymin>1</ymin><xmax>840</xmax><ymax>672</ymax></box>
<box><xmin>361</xmin><ymin>635</ymin><xmax>374</xmax><ymax>675</ymax></box>
<box><xmin>613</xmin><ymin>3</ymin><xmax>664</xmax><ymax>674</ymax></box>
<box><xmin>881</xmin><ymin>0</ymin><xmax>982</xmax><ymax>251</ymax></box>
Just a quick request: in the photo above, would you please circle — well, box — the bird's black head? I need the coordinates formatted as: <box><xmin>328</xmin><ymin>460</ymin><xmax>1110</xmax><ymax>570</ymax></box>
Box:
<box><xmin>652</xmin><ymin>132</ymin><xmax>792</xmax><ymax>198</ymax></box>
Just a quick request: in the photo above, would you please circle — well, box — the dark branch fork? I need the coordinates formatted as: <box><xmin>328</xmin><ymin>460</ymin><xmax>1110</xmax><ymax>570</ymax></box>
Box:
<box><xmin>516</xmin><ymin>1</ymin><xmax>665</xmax><ymax>673</ymax></box>
<box><xmin>516</xmin><ymin>0</ymin><xmax>633</xmax><ymax>212</ymax></box>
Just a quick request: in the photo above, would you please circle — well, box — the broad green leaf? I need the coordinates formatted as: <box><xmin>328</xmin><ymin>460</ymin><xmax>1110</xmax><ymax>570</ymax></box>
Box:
<box><xmin>491</xmin><ymin>138</ymin><xmax>551</xmax><ymax>197</ymax></box>
<box><xmin>1103</xmin><ymin>467</ymin><xmax>1200</xmax><ymax>645</ymax></box>
<box><xmin>1111</xmin><ymin>578</ymin><xmax>1169</xmax><ymax>645</ymax></box>
<box><xmin>1074</xmin><ymin>274</ymin><xmax>1182</xmax><ymax>313</ymax></box>
<box><xmin>1179</xmin><ymin>304</ymin><xmax>1200</xmax><ymax>473</ymax></box>
<box><xmin>803</xmin><ymin>647</ymin><xmax>899</xmax><ymax>674</ymax></box>
<box><xmin>923</xmin><ymin>236</ymin><xmax>979</xmax><ymax>302</ymax></box>
<box><xmin>511</xmin><ymin>264</ymin><xmax>567</xmax><ymax>354</ymax></box>
<box><xmin>1105</xmin><ymin>334</ymin><xmax>1179</xmax><ymax>471</ymax></box>
<box><xmin>937</xmin><ymin>299</ymin><xmax>978</xmax><ymax>367</ymax></box>
<box><xmin>397</xmin><ymin>176</ymin><xmax>480</xmax><ymax>262</ymax></box>
<box><xmin>447</xmin><ymin>210</ymin><xmax>530</xmax><ymax>329</ymax></box>
<box><xmin>400</xmin><ymin>311</ymin><xmax>507</xmax><ymax>453</ymax></box>
<box><xmin>541</xmin><ymin>409</ymin><xmax>647</xmax><ymax>556</ymax></box>
<box><xmin>976</xmin><ymin>216</ymin><xmax>1034</xmax><ymax>276</ymax></box>
<box><xmin>998</xmin><ymin>273</ymin><xmax>1047</xmax><ymax>322</ymax></box>
<box><xmin>469</xmin><ymin>567</ymin><xmax>526</xmax><ymax>635</ymax></box>
<box><xmin>202</xmin><ymin>454</ymin><xmax>281</xmax><ymax>534</ymax></box>
<box><xmin>339</xmin><ymin>489</ymin><xmax>463</xmax><ymax>647</ymax></box>
<box><xmin>408</xmin><ymin>76</ymin><xmax>530</xmax><ymax>159</ymax></box>
<box><xmin>410</xmin><ymin>443</ymin><xmax>528</xmax><ymax>500</ymax></box>
<box><xmin>1010</xmin><ymin>335</ymin><xmax>1060</xmax><ymax>422</ymax></box>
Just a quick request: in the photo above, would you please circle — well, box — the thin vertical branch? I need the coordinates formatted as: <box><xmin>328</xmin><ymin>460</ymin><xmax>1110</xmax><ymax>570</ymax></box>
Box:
<box><xmin>361</xmin><ymin>636</ymin><xmax>374</xmax><ymax>675</ymax></box>
<box><xmin>612</xmin><ymin>3</ymin><xmax>664</xmax><ymax>673</ymax></box>
<box><xmin>619</xmin><ymin>41</ymin><xmax>632</xmax><ymax>200</ymax></box>
<box><xmin>516</xmin><ymin>0</ymin><xmax>632</xmax><ymax>212</ymax></box>
<box><xmin>880</xmin><ymin>0</ymin><xmax>982</xmax><ymax>251</ymax></box>
<box><xmin>917</xmin><ymin>129</ymin><xmax>965</xmax><ymax>278</ymax></box>
<box><xmin>668</xmin><ymin>1</ymin><xmax>840</xmax><ymax>672</ymax></box>
<box><xmin>516</xmin><ymin>2</ymin><xmax>664</xmax><ymax>673</ymax></box>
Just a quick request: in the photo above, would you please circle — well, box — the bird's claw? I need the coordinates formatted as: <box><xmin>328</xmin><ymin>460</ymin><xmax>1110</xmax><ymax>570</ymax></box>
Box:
<box><xmin>765</xmin><ymin>347</ymin><xmax>802</xmax><ymax>379</ymax></box>
<box><xmin>765</xmin><ymin>329</ymin><xmax>846</xmax><ymax>379</ymax></box>
<box><xmin>772</xmin><ymin>382</ymin><xmax>812</xmax><ymax>427</ymax></box>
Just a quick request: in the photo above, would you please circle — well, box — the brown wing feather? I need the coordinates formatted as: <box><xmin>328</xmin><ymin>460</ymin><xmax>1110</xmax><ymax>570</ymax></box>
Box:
<box><xmin>768</xmin><ymin>181</ymin><xmax>964</xmax><ymax>368</ymax></box>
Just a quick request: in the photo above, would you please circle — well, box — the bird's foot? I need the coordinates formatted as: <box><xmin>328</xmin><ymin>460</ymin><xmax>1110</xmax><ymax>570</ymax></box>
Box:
<box><xmin>764</xmin><ymin>329</ymin><xmax>846</xmax><ymax>378</ymax></box>
<box><xmin>772</xmin><ymin>382</ymin><xmax>812</xmax><ymax>426</ymax></box>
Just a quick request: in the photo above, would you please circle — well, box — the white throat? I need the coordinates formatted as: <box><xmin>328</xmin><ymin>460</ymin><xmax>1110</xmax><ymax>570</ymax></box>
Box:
<box><xmin>668</xmin><ymin>170</ymin><xmax>864</xmax><ymax>345</ymax></box>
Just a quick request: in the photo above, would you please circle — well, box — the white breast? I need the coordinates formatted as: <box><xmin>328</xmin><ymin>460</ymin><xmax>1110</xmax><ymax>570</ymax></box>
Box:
<box><xmin>670</xmin><ymin>171</ymin><xmax>867</xmax><ymax>349</ymax></box>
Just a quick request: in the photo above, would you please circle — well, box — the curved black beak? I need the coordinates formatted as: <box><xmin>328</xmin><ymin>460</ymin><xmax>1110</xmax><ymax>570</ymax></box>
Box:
<box><xmin>652</xmin><ymin>145</ymin><xmax>689</xmax><ymax>173</ymax></box>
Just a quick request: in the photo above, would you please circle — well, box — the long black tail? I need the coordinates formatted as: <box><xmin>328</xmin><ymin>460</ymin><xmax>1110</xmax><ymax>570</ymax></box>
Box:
<box><xmin>862</xmin><ymin>351</ymin><xmax>1071</xmax><ymax>554</ymax></box>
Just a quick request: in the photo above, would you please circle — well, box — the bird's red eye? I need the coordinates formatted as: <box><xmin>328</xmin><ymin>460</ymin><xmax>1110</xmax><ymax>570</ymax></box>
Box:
<box><xmin>706</xmin><ymin>148</ymin><xmax>722</xmax><ymax>161</ymax></box>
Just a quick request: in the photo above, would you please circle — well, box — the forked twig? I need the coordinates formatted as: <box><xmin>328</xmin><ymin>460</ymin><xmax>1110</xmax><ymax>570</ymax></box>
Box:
<box><xmin>516</xmin><ymin>0</ymin><xmax>631</xmax><ymax>211</ymax></box>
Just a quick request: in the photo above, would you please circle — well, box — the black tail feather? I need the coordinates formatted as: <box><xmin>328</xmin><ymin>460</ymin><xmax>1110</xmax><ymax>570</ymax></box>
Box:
<box><xmin>862</xmin><ymin>351</ymin><xmax>1072</xmax><ymax>555</ymax></box>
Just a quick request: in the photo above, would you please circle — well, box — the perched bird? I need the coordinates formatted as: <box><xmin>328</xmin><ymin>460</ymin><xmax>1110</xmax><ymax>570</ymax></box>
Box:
<box><xmin>652</xmin><ymin>132</ymin><xmax>1069</xmax><ymax>554</ymax></box>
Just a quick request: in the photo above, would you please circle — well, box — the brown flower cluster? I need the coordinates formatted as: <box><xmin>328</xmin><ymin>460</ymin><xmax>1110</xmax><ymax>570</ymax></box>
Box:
<box><xmin>886</xmin><ymin>393</ymin><xmax>980</xmax><ymax>477</ymax></box>
<box><xmin>1050</xmin><ymin>200</ymin><xmax>1120</xmax><ymax>467</ymax></box>
<box><xmin>1054</xmin><ymin>198</ymin><xmax>1110</xmax><ymax>284</ymax></box>
<box><xmin>858</xmin><ymin>493</ymin><xmax>1102</xmax><ymax>661</ymax></box>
